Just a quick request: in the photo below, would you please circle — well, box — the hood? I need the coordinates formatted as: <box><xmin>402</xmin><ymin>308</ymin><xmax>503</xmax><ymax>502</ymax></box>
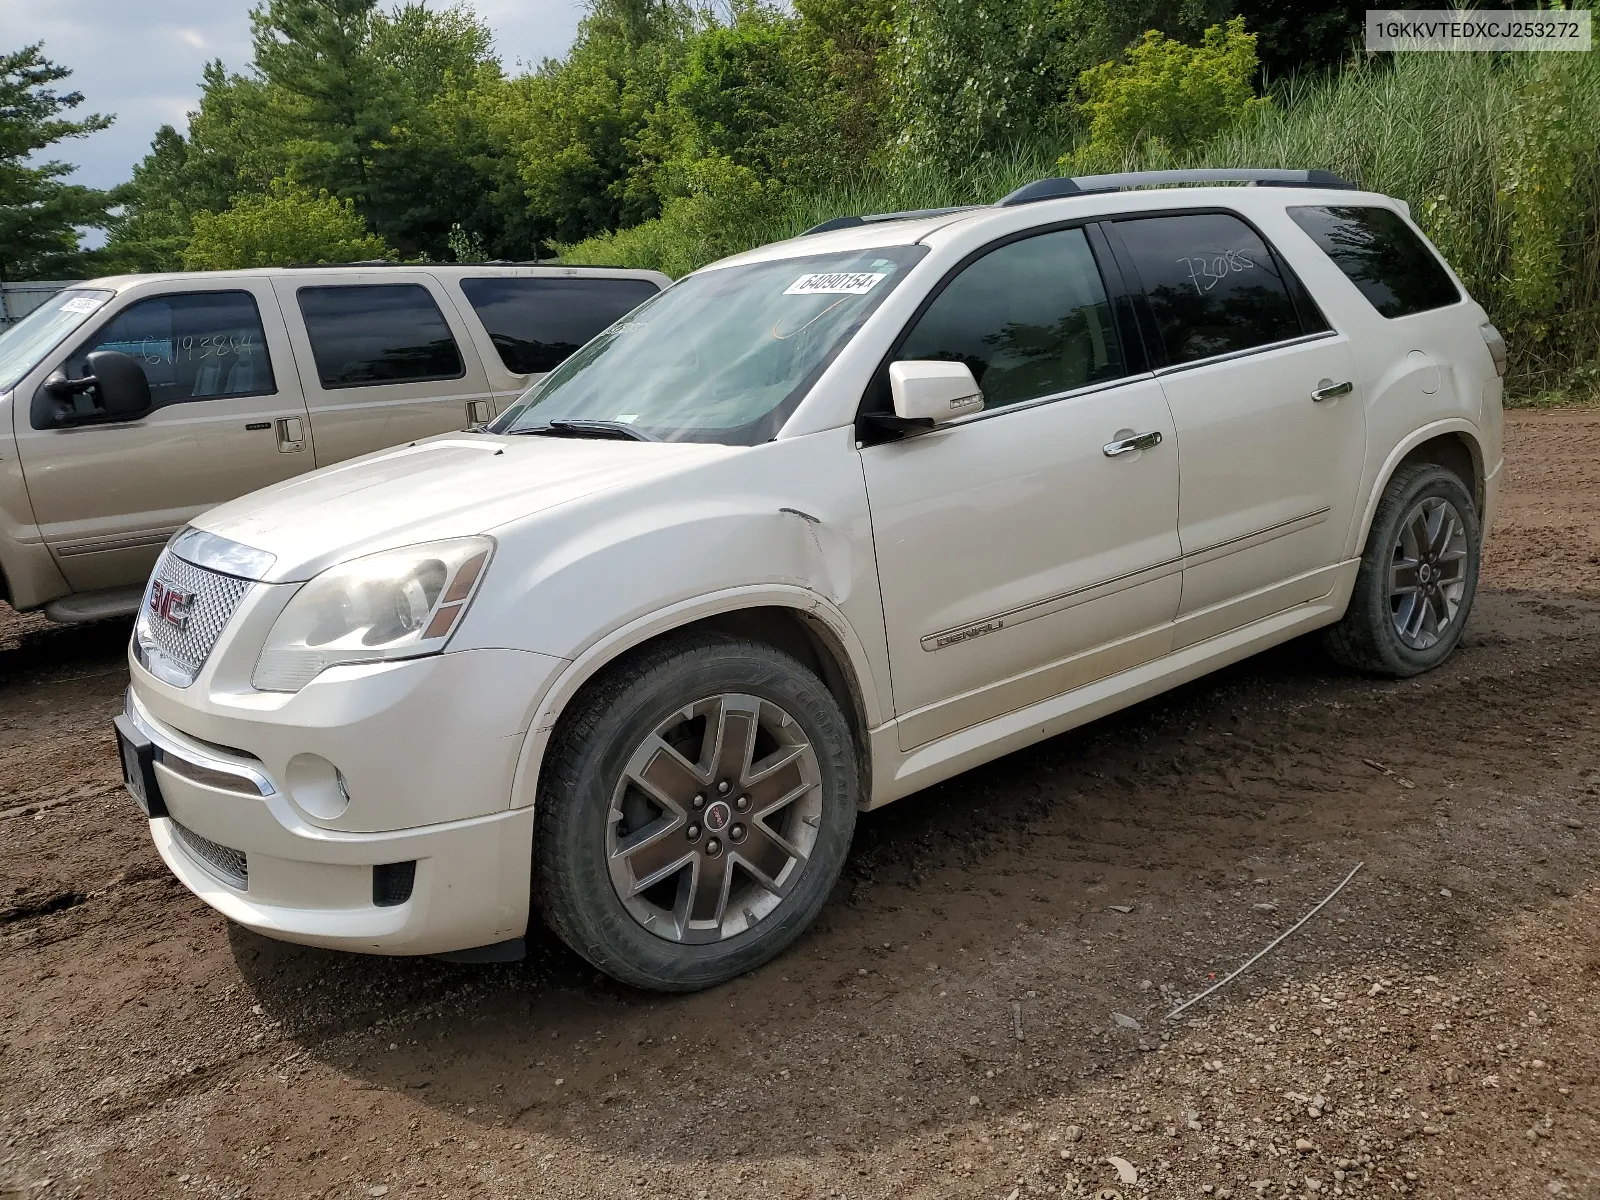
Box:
<box><xmin>191</xmin><ymin>433</ymin><xmax>737</xmax><ymax>582</ymax></box>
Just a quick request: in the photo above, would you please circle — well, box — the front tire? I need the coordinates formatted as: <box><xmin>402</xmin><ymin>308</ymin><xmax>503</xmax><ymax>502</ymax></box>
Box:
<box><xmin>533</xmin><ymin>632</ymin><xmax>858</xmax><ymax>991</ymax></box>
<box><xmin>1323</xmin><ymin>462</ymin><xmax>1481</xmax><ymax>677</ymax></box>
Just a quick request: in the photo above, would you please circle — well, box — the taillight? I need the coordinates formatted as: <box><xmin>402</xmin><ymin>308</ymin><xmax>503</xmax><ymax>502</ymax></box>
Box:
<box><xmin>1479</xmin><ymin>322</ymin><xmax>1507</xmax><ymax>377</ymax></box>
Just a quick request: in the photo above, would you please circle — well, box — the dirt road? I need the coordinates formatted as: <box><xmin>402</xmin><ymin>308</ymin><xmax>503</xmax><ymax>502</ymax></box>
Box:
<box><xmin>3</xmin><ymin>409</ymin><xmax>1598</xmax><ymax>1200</ymax></box>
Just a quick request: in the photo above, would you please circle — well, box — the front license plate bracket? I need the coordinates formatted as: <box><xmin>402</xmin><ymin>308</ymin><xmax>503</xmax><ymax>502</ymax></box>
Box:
<box><xmin>113</xmin><ymin>713</ymin><xmax>168</xmax><ymax>819</ymax></box>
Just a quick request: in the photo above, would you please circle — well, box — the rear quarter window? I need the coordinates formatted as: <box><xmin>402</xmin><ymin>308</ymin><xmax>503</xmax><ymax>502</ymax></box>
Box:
<box><xmin>459</xmin><ymin>276</ymin><xmax>661</xmax><ymax>374</ymax></box>
<box><xmin>1288</xmin><ymin>205</ymin><xmax>1461</xmax><ymax>318</ymax></box>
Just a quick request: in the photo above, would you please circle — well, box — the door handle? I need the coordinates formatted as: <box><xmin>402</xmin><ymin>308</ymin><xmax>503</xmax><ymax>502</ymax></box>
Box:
<box><xmin>1311</xmin><ymin>379</ymin><xmax>1353</xmax><ymax>402</ymax></box>
<box><xmin>465</xmin><ymin>399</ymin><xmax>494</xmax><ymax>427</ymax></box>
<box><xmin>1103</xmin><ymin>430</ymin><xmax>1163</xmax><ymax>457</ymax></box>
<box><xmin>275</xmin><ymin>416</ymin><xmax>306</xmax><ymax>453</ymax></box>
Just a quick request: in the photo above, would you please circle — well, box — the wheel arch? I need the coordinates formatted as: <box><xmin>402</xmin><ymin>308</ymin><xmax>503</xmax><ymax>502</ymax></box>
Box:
<box><xmin>1352</xmin><ymin>420</ymin><xmax>1485</xmax><ymax>558</ymax></box>
<box><xmin>508</xmin><ymin>586</ymin><xmax>883</xmax><ymax>816</ymax></box>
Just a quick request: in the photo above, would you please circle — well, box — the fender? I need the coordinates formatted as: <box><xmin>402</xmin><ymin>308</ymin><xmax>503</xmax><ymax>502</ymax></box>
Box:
<box><xmin>1349</xmin><ymin>417</ymin><xmax>1485</xmax><ymax>558</ymax></box>
<box><xmin>504</xmin><ymin>582</ymin><xmax>887</xmax><ymax>813</ymax></box>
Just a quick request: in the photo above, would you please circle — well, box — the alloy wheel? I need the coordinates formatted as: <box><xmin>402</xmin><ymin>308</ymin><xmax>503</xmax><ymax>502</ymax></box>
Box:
<box><xmin>605</xmin><ymin>693</ymin><xmax>823</xmax><ymax>944</ymax></box>
<box><xmin>1389</xmin><ymin>495</ymin><xmax>1469</xmax><ymax>651</ymax></box>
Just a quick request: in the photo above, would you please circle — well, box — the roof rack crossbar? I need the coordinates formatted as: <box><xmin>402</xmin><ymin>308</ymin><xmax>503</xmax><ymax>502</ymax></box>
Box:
<box><xmin>801</xmin><ymin>205</ymin><xmax>981</xmax><ymax>237</ymax></box>
<box><xmin>998</xmin><ymin>168</ymin><xmax>1357</xmax><ymax>207</ymax></box>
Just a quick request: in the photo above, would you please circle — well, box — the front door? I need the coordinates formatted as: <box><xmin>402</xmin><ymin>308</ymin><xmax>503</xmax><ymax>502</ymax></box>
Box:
<box><xmin>859</xmin><ymin>225</ymin><xmax>1184</xmax><ymax>751</ymax></box>
<box><xmin>271</xmin><ymin>273</ymin><xmax>494</xmax><ymax>467</ymax></box>
<box><xmin>13</xmin><ymin>283</ymin><xmax>311</xmax><ymax>592</ymax></box>
<box><xmin>1108</xmin><ymin>211</ymin><xmax>1368</xmax><ymax>643</ymax></box>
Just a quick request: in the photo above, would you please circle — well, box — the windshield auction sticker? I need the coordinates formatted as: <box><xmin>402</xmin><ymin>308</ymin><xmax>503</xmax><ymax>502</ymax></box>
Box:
<box><xmin>784</xmin><ymin>272</ymin><xmax>888</xmax><ymax>296</ymax></box>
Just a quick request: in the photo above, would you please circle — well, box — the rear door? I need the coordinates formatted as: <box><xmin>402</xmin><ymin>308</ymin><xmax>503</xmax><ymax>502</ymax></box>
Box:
<box><xmin>13</xmin><ymin>281</ymin><xmax>311</xmax><ymax>592</ymax></box>
<box><xmin>450</xmin><ymin>272</ymin><xmax>664</xmax><ymax>417</ymax></box>
<box><xmin>1106</xmin><ymin>210</ymin><xmax>1367</xmax><ymax>645</ymax></box>
<box><xmin>273</xmin><ymin>273</ymin><xmax>494</xmax><ymax>466</ymax></box>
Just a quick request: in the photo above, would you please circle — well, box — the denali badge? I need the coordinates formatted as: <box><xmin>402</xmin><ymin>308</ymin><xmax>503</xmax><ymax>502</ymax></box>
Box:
<box><xmin>148</xmin><ymin>580</ymin><xmax>195</xmax><ymax>632</ymax></box>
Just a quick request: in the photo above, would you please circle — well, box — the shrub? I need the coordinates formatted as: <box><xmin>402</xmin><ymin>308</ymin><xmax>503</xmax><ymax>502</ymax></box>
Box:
<box><xmin>182</xmin><ymin>182</ymin><xmax>391</xmax><ymax>269</ymax></box>
<box><xmin>1076</xmin><ymin>18</ymin><xmax>1270</xmax><ymax>160</ymax></box>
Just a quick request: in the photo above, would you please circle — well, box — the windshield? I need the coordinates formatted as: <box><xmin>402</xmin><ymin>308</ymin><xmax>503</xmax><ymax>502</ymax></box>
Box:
<box><xmin>0</xmin><ymin>289</ymin><xmax>115</xmax><ymax>393</ymax></box>
<box><xmin>491</xmin><ymin>246</ymin><xmax>927</xmax><ymax>444</ymax></box>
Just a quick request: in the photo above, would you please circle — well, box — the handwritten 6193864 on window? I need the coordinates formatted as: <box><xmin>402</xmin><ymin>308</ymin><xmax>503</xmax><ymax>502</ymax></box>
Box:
<box><xmin>1178</xmin><ymin>249</ymin><xmax>1257</xmax><ymax>295</ymax></box>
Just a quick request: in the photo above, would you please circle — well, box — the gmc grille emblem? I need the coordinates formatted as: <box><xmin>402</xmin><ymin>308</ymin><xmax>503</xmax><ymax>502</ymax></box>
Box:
<box><xmin>148</xmin><ymin>580</ymin><xmax>196</xmax><ymax>632</ymax></box>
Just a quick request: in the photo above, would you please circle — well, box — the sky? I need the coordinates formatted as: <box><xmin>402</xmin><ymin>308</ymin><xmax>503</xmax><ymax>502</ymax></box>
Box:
<box><xmin>1</xmin><ymin>0</ymin><xmax>585</xmax><ymax>193</ymax></box>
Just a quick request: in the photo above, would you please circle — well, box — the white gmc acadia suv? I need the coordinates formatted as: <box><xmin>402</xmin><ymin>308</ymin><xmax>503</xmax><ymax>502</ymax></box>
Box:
<box><xmin>115</xmin><ymin>170</ymin><xmax>1506</xmax><ymax>991</ymax></box>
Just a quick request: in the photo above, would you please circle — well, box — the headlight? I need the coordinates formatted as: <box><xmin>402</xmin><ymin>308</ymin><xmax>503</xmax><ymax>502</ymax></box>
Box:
<box><xmin>251</xmin><ymin>538</ymin><xmax>493</xmax><ymax>693</ymax></box>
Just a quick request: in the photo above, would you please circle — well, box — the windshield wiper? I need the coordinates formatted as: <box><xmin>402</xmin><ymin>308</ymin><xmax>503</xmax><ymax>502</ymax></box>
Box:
<box><xmin>511</xmin><ymin>419</ymin><xmax>659</xmax><ymax>442</ymax></box>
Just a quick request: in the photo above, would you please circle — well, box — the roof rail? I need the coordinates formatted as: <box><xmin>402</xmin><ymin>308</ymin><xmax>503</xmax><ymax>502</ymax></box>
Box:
<box><xmin>284</xmin><ymin>259</ymin><xmax>406</xmax><ymax>268</ymax></box>
<box><xmin>801</xmin><ymin>206</ymin><xmax>981</xmax><ymax>236</ymax></box>
<box><xmin>998</xmin><ymin>168</ymin><xmax>1357</xmax><ymax>207</ymax></box>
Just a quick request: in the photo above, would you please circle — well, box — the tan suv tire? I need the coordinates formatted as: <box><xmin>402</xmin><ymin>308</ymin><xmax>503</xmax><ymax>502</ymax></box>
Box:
<box><xmin>533</xmin><ymin>631</ymin><xmax>858</xmax><ymax>991</ymax></box>
<box><xmin>1324</xmin><ymin>463</ymin><xmax>1481</xmax><ymax>678</ymax></box>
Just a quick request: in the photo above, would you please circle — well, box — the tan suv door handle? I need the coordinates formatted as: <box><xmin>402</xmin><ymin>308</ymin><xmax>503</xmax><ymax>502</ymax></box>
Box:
<box><xmin>466</xmin><ymin>399</ymin><xmax>494</xmax><ymax>427</ymax></box>
<box><xmin>275</xmin><ymin>416</ymin><xmax>306</xmax><ymax>453</ymax></box>
<box><xmin>1103</xmin><ymin>430</ymin><xmax>1163</xmax><ymax>457</ymax></box>
<box><xmin>1311</xmin><ymin>379</ymin><xmax>1354</xmax><ymax>402</ymax></box>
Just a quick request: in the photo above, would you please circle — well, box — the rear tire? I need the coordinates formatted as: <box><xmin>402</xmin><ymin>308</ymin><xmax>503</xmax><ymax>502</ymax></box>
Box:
<box><xmin>532</xmin><ymin>631</ymin><xmax>858</xmax><ymax>991</ymax></box>
<box><xmin>1323</xmin><ymin>462</ymin><xmax>1480</xmax><ymax>678</ymax></box>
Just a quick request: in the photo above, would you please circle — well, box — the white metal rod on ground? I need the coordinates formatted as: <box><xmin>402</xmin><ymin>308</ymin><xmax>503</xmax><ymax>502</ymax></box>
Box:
<box><xmin>1165</xmin><ymin>861</ymin><xmax>1365</xmax><ymax>1022</ymax></box>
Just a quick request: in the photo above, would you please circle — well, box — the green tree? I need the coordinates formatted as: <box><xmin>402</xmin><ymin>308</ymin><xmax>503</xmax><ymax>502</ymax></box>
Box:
<box><xmin>249</xmin><ymin>0</ymin><xmax>394</xmax><ymax>209</ymax></box>
<box><xmin>1077</xmin><ymin>17</ymin><xmax>1269</xmax><ymax>160</ymax></box>
<box><xmin>108</xmin><ymin>2</ymin><xmax>505</xmax><ymax>267</ymax></box>
<box><xmin>889</xmin><ymin>0</ymin><xmax>1080</xmax><ymax>170</ymax></box>
<box><xmin>511</xmin><ymin>0</ymin><xmax>695</xmax><ymax>247</ymax></box>
<box><xmin>181</xmin><ymin>180</ymin><xmax>391</xmax><ymax>269</ymax></box>
<box><xmin>0</xmin><ymin>44</ymin><xmax>113</xmax><ymax>280</ymax></box>
<box><xmin>103</xmin><ymin>63</ymin><xmax>278</xmax><ymax>272</ymax></box>
<box><xmin>792</xmin><ymin>0</ymin><xmax>894</xmax><ymax>167</ymax></box>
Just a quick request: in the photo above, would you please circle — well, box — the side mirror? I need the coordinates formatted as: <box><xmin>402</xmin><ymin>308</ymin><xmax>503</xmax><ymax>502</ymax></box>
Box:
<box><xmin>86</xmin><ymin>350</ymin><xmax>153</xmax><ymax>418</ymax></box>
<box><xmin>36</xmin><ymin>349</ymin><xmax>153</xmax><ymax>428</ymax></box>
<box><xmin>889</xmin><ymin>360</ymin><xmax>983</xmax><ymax>424</ymax></box>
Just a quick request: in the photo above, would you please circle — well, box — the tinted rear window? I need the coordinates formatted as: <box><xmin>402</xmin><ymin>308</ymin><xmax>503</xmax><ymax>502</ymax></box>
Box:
<box><xmin>1114</xmin><ymin>212</ymin><xmax>1306</xmax><ymax>366</ymax></box>
<box><xmin>1288</xmin><ymin>205</ymin><xmax>1461</xmax><ymax>318</ymax></box>
<box><xmin>297</xmin><ymin>283</ymin><xmax>464</xmax><ymax>388</ymax></box>
<box><xmin>458</xmin><ymin>276</ymin><xmax>660</xmax><ymax>374</ymax></box>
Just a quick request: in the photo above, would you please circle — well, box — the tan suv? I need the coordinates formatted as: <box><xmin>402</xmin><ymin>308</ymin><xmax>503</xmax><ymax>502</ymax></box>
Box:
<box><xmin>0</xmin><ymin>263</ymin><xmax>668</xmax><ymax>621</ymax></box>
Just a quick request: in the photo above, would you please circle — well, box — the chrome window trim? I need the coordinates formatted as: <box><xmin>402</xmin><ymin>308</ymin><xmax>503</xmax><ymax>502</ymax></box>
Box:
<box><xmin>125</xmin><ymin>688</ymin><xmax>275</xmax><ymax>797</ymax></box>
<box><xmin>909</xmin><ymin>370</ymin><xmax>1160</xmax><ymax>438</ymax></box>
<box><xmin>1152</xmin><ymin>330</ymin><xmax>1340</xmax><ymax>378</ymax></box>
<box><xmin>169</xmin><ymin>527</ymin><xmax>277</xmax><ymax>581</ymax></box>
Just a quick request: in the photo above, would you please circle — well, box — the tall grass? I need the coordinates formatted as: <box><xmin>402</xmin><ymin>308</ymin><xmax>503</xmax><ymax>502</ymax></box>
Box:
<box><xmin>563</xmin><ymin>50</ymin><xmax>1600</xmax><ymax>392</ymax></box>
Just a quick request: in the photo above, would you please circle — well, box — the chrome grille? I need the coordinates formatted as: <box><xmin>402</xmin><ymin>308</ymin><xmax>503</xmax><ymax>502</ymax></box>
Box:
<box><xmin>171</xmin><ymin>821</ymin><xmax>248</xmax><ymax>890</ymax></box>
<box><xmin>134</xmin><ymin>551</ymin><xmax>252</xmax><ymax>687</ymax></box>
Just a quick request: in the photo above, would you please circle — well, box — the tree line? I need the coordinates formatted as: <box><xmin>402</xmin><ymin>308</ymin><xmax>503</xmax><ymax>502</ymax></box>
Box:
<box><xmin>1</xmin><ymin>0</ymin><xmax>1369</xmax><ymax>279</ymax></box>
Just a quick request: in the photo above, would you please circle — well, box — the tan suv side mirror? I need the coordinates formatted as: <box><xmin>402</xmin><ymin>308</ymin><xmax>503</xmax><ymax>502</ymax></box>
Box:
<box><xmin>36</xmin><ymin>350</ymin><xmax>154</xmax><ymax>429</ymax></box>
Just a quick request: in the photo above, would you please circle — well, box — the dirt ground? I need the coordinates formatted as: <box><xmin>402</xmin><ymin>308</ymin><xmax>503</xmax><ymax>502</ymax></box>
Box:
<box><xmin>3</xmin><ymin>408</ymin><xmax>1598</xmax><ymax>1200</ymax></box>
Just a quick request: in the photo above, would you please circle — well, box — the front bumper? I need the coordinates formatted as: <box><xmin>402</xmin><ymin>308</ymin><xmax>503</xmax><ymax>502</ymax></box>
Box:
<box><xmin>126</xmin><ymin>641</ymin><xmax>564</xmax><ymax>956</ymax></box>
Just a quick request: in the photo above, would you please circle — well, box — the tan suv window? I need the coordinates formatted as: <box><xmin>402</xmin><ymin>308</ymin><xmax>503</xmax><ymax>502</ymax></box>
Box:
<box><xmin>67</xmin><ymin>290</ymin><xmax>276</xmax><ymax>409</ymax></box>
<box><xmin>297</xmin><ymin>283</ymin><xmax>464</xmax><ymax>388</ymax></box>
<box><xmin>459</xmin><ymin>276</ymin><xmax>660</xmax><ymax>374</ymax></box>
